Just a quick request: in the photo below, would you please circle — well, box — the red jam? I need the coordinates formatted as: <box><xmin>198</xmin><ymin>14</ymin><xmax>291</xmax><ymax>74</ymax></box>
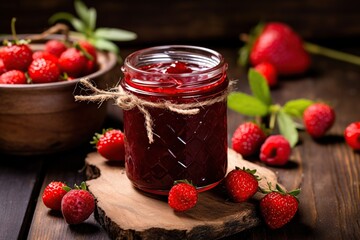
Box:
<box><xmin>121</xmin><ymin>46</ymin><xmax>228</xmax><ymax>195</ymax></box>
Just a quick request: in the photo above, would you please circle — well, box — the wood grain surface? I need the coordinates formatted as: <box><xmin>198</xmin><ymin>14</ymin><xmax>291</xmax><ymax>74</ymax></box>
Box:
<box><xmin>84</xmin><ymin>149</ymin><xmax>278</xmax><ymax>240</ymax></box>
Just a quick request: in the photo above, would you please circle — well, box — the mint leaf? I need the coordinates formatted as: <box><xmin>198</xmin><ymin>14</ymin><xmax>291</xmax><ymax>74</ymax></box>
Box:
<box><xmin>248</xmin><ymin>68</ymin><xmax>272</xmax><ymax>106</ymax></box>
<box><xmin>277</xmin><ymin>110</ymin><xmax>298</xmax><ymax>147</ymax></box>
<box><xmin>228</xmin><ymin>92</ymin><xmax>268</xmax><ymax>116</ymax></box>
<box><xmin>283</xmin><ymin>98</ymin><xmax>314</xmax><ymax>118</ymax></box>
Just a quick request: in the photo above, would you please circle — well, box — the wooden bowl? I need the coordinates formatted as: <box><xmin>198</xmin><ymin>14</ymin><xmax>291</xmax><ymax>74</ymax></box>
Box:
<box><xmin>0</xmin><ymin>43</ymin><xmax>119</xmax><ymax>155</ymax></box>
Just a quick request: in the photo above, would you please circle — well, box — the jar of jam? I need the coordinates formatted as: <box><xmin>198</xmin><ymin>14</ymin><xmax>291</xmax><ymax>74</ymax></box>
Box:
<box><xmin>121</xmin><ymin>45</ymin><xmax>228</xmax><ymax>195</ymax></box>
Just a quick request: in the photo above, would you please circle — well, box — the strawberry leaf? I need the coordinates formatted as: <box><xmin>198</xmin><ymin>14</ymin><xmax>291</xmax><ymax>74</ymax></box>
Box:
<box><xmin>249</xmin><ymin>68</ymin><xmax>272</xmax><ymax>106</ymax></box>
<box><xmin>92</xmin><ymin>38</ymin><xmax>120</xmax><ymax>54</ymax></box>
<box><xmin>277</xmin><ymin>110</ymin><xmax>298</xmax><ymax>147</ymax></box>
<box><xmin>49</xmin><ymin>12</ymin><xmax>86</xmax><ymax>33</ymax></box>
<box><xmin>228</xmin><ymin>92</ymin><xmax>269</xmax><ymax>117</ymax></box>
<box><xmin>283</xmin><ymin>98</ymin><xmax>314</xmax><ymax>118</ymax></box>
<box><xmin>94</xmin><ymin>28</ymin><xmax>137</xmax><ymax>41</ymax></box>
<box><xmin>88</xmin><ymin>8</ymin><xmax>97</xmax><ymax>31</ymax></box>
<box><xmin>238</xmin><ymin>45</ymin><xmax>250</xmax><ymax>66</ymax></box>
<box><xmin>74</xmin><ymin>0</ymin><xmax>91</xmax><ymax>28</ymax></box>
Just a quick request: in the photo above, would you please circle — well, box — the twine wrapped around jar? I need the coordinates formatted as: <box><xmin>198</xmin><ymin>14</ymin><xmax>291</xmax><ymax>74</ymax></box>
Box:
<box><xmin>75</xmin><ymin>78</ymin><xmax>234</xmax><ymax>143</ymax></box>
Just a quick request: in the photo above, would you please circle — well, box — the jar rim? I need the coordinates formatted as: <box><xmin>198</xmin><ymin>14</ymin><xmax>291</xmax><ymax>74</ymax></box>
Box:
<box><xmin>122</xmin><ymin>45</ymin><xmax>228</xmax><ymax>97</ymax></box>
<box><xmin>124</xmin><ymin>45</ymin><xmax>226</xmax><ymax>76</ymax></box>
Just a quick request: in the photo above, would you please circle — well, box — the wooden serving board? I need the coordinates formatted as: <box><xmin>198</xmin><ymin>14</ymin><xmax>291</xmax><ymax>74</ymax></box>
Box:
<box><xmin>85</xmin><ymin>149</ymin><xmax>278</xmax><ymax>240</ymax></box>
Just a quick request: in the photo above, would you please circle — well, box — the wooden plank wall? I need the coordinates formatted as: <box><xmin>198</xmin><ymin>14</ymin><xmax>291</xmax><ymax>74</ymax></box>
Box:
<box><xmin>1</xmin><ymin>0</ymin><xmax>359</xmax><ymax>46</ymax></box>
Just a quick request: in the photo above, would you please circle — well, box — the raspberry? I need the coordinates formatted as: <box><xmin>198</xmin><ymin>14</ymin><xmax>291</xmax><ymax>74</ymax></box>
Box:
<box><xmin>260</xmin><ymin>135</ymin><xmax>291</xmax><ymax>166</ymax></box>
<box><xmin>231</xmin><ymin>122</ymin><xmax>266</xmax><ymax>157</ymax></box>
<box><xmin>254</xmin><ymin>62</ymin><xmax>278</xmax><ymax>87</ymax></box>
<box><xmin>344</xmin><ymin>122</ymin><xmax>360</xmax><ymax>150</ymax></box>
<box><xmin>303</xmin><ymin>103</ymin><xmax>335</xmax><ymax>138</ymax></box>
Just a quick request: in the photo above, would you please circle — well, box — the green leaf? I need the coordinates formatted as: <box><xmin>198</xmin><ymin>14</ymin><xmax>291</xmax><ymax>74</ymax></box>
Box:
<box><xmin>227</xmin><ymin>92</ymin><xmax>269</xmax><ymax>116</ymax></box>
<box><xmin>238</xmin><ymin>45</ymin><xmax>249</xmax><ymax>66</ymax></box>
<box><xmin>248</xmin><ymin>68</ymin><xmax>272</xmax><ymax>106</ymax></box>
<box><xmin>49</xmin><ymin>12</ymin><xmax>86</xmax><ymax>33</ymax></box>
<box><xmin>74</xmin><ymin>0</ymin><xmax>90</xmax><ymax>26</ymax></box>
<box><xmin>94</xmin><ymin>28</ymin><xmax>137</xmax><ymax>41</ymax></box>
<box><xmin>283</xmin><ymin>98</ymin><xmax>314</xmax><ymax>118</ymax></box>
<box><xmin>277</xmin><ymin>110</ymin><xmax>298</xmax><ymax>147</ymax></box>
<box><xmin>88</xmin><ymin>8</ymin><xmax>97</xmax><ymax>31</ymax></box>
<box><xmin>92</xmin><ymin>38</ymin><xmax>119</xmax><ymax>54</ymax></box>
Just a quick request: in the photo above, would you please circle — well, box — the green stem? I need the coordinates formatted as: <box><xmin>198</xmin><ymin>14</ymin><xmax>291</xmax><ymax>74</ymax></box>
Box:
<box><xmin>304</xmin><ymin>42</ymin><xmax>360</xmax><ymax>66</ymax></box>
<box><xmin>11</xmin><ymin>17</ymin><xmax>18</xmax><ymax>41</ymax></box>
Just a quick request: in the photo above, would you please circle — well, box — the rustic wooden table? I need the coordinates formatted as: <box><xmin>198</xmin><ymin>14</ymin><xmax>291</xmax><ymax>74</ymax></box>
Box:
<box><xmin>1</xmin><ymin>47</ymin><xmax>359</xmax><ymax>240</ymax></box>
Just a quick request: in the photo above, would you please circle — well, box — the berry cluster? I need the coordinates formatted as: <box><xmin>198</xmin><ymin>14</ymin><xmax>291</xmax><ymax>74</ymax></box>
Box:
<box><xmin>42</xmin><ymin>181</ymin><xmax>95</xmax><ymax>225</ymax></box>
<box><xmin>0</xmin><ymin>38</ymin><xmax>98</xmax><ymax>84</ymax></box>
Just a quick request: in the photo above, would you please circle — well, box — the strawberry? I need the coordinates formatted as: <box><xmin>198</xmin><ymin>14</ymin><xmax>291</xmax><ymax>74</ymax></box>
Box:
<box><xmin>28</xmin><ymin>58</ymin><xmax>61</xmax><ymax>83</ymax></box>
<box><xmin>225</xmin><ymin>167</ymin><xmax>259</xmax><ymax>202</ymax></box>
<box><xmin>92</xmin><ymin>129</ymin><xmax>125</xmax><ymax>162</ymax></box>
<box><xmin>32</xmin><ymin>51</ymin><xmax>59</xmax><ymax>64</ymax></box>
<box><xmin>231</xmin><ymin>122</ymin><xmax>266</xmax><ymax>157</ymax></box>
<box><xmin>254</xmin><ymin>62</ymin><xmax>277</xmax><ymax>87</ymax></box>
<box><xmin>0</xmin><ymin>70</ymin><xmax>26</xmax><ymax>84</ymax></box>
<box><xmin>344</xmin><ymin>122</ymin><xmax>360</xmax><ymax>150</ymax></box>
<box><xmin>260</xmin><ymin>183</ymin><xmax>300</xmax><ymax>229</ymax></box>
<box><xmin>42</xmin><ymin>181</ymin><xmax>68</xmax><ymax>211</ymax></box>
<box><xmin>303</xmin><ymin>103</ymin><xmax>335</xmax><ymax>138</ymax></box>
<box><xmin>58</xmin><ymin>47</ymin><xmax>87</xmax><ymax>78</ymax></box>
<box><xmin>78</xmin><ymin>40</ymin><xmax>98</xmax><ymax>75</ymax></box>
<box><xmin>240</xmin><ymin>22</ymin><xmax>310</xmax><ymax>75</ymax></box>
<box><xmin>44</xmin><ymin>39</ymin><xmax>67</xmax><ymax>58</ymax></box>
<box><xmin>260</xmin><ymin>135</ymin><xmax>291</xmax><ymax>166</ymax></box>
<box><xmin>61</xmin><ymin>182</ymin><xmax>95</xmax><ymax>225</ymax></box>
<box><xmin>0</xmin><ymin>59</ymin><xmax>7</xmax><ymax>74</ymax></box>
<box><xmin>168</xmin><ymin>180</ymin><xmax>198</xmax><ymax>212</ymax></box>
<box><xmin>1</xmin><ymin>43</ymin><xmax>33</xmax><ymax>71</ymax></box>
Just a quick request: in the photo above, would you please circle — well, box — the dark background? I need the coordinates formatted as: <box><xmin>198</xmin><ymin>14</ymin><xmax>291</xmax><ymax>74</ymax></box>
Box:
<box><xmin>1</xmin><ymin>0</ymin><xmax>360</xmax><ymax>52</ymax></box>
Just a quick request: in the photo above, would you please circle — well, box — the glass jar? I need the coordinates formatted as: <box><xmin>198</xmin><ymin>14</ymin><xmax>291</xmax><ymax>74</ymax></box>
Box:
<box><xmin>121</xmin><ymin>45</ymin><xmax>228</xmax><ymax>195</ymax></box>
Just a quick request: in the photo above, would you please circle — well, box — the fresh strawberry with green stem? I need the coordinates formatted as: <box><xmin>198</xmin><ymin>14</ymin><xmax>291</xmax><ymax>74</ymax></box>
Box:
<box><xmin>28</xmin><ymin>58</ymin><xmax>61</xmax><ymax>83</ymax></box>
<box><xmin>58</xmin><ymin>47</ymin><xmax>87</xmax><ymax>78</ymax></box>
<box><xmin>32</xmin><ymin>51</ymin><xmax>59</xmax><ymax>64</ymax></box>
<box><xmin>225</xmin><ymin>167</ymin><xmax>260</xmax><ymax>202</ymax></box>
<box><xmin>42</xmin><ymin>181</ymin><xmax>68</xmax><ymax>211</ymax></box>
<box><xmin>344</xmin><ymin>122</ymin><xmax>360</xmax><ymax>151</ymax></box>
<box><xmin>61</xmin><ymin>182</ymin><xmax>95</xmax><ymax>224</ymax></box>
<box><xmin>92</xmin><ymin>129</ymin><xmax>125</xmax><ymax>162</ymax></box>
<box><xmin>240</xmin><ymin>22</ymin><xmax>310</xmax><ymax>75</ymax></box>
<box><xmin>78</xmin><ymin>40</ymin><xmax>97</xmax><ymax>75</ymax></box>
<box><xmin>168</xmin><ymin>180</ymin><xmax>198</xmax><ymax>212</ymax></box>
<box><xmin>260</xmin><ymin>183</ymin><xmax>300</xmax><ymax>229</ymax></box>
<box><xmin>231</xmin><ymin>122</ymin><xmax>266</xmax><ymax>157</ymax></box>
<box><xmin>44</xmin><ymin>39</ymin><xmax>67</xmax><ymax>58</ymax></box>
<box><xmin>0</xmin><ymin>70</ymin><xmax>26</xmax><ymax>84</ymax></box>
<box><xmin>1</xmin><ymin>18</ymin><xmax>33</xmax><ymax>71</ymax></box>
<box><xmin>303</xmin><ymin>103</ymin><xmax>335</xmax><ymax>138</ymax></box>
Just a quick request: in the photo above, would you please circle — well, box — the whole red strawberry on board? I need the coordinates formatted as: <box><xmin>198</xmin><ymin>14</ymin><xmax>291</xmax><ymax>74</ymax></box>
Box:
<box><xmin>168</xmin><ymin>180</ymin><xmax>198</xmax><ymax>212</ymax></box>
<box><xmin>344</xmin><ymin>122</ymin><xmax>360</xmax><ymax>151</ymax></box>
<box><xmin>225</xmin><ymin>167</ymin><xmax>260</xmax><ymax>202</ymax></box>
<box><xmin>91</xmin><ymin>129</ymin><xmax>125</xmax><ymax>162</ymax></box>
<box><xmin>42</xmin><ymin>181</ymin><xmax>68</xmax><ymax>211</ymax></box>
<box><xmin>61</xmin><ymin>182</ymin><xmax>95</xmax><ymax>225</ymax></box>
<box><xmin>240</xmin><ymin>22</ymin><xmax>310</xmax><ymax>75</ymax></box>
<box><xmin>260</xmin><ymin>183</ymin><xmax>300</xmax><ymax>229</ymax></box>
